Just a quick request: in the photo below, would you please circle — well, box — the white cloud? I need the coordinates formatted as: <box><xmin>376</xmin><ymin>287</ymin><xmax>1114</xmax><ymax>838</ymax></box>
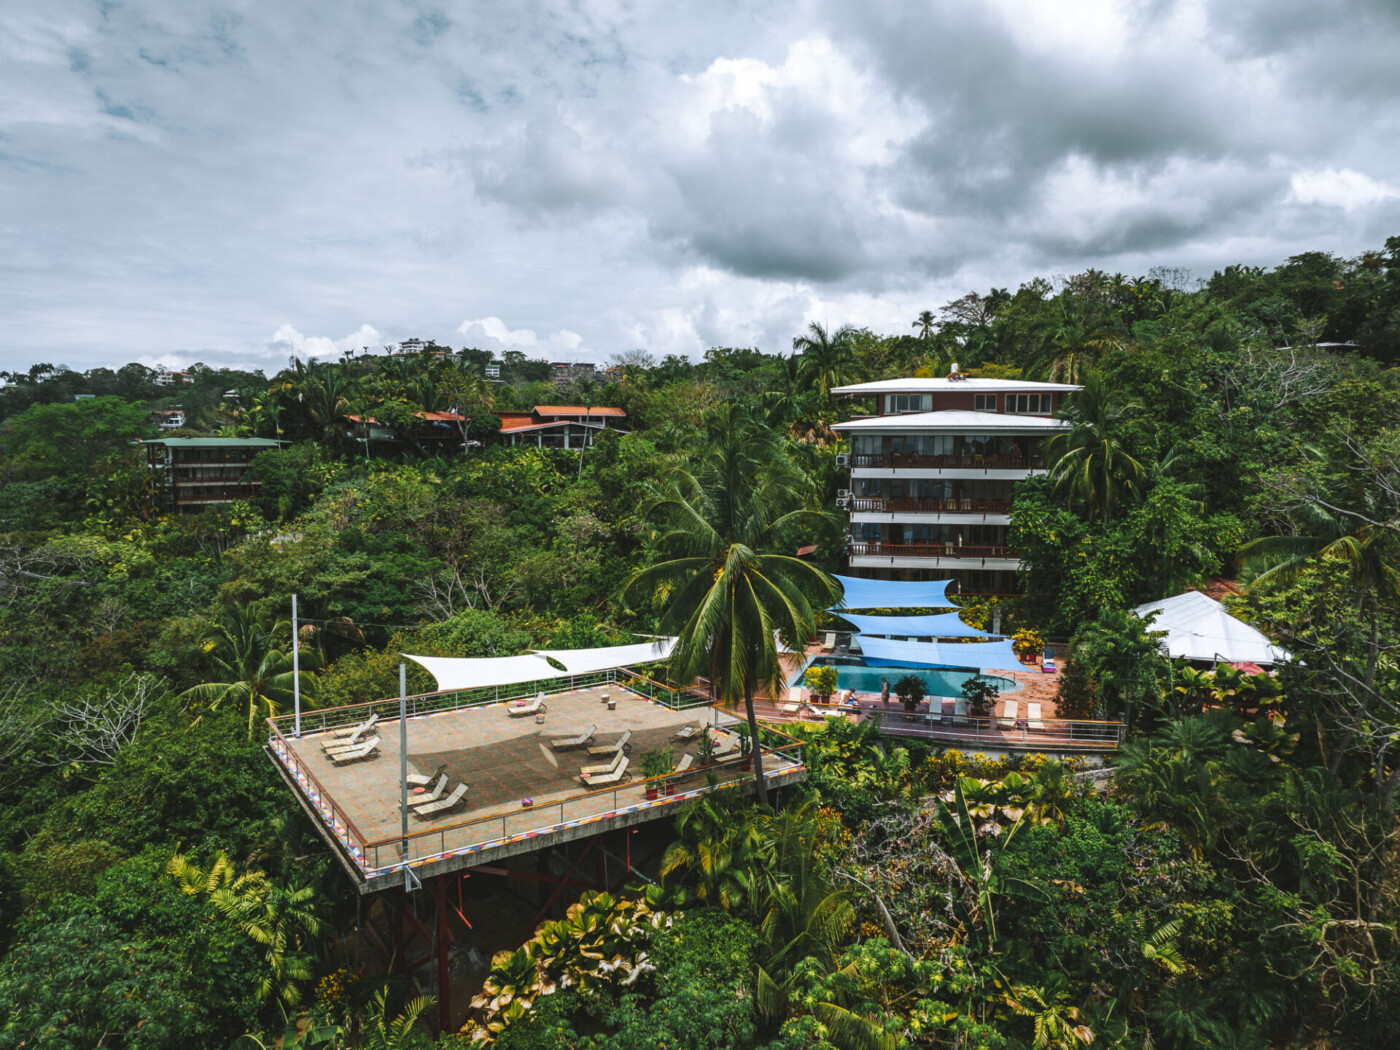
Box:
<box><xmin>270</xmin><ymin>323</ymin><xmax>383</xmax><ymax>361</ymax></box>
<box><xmin>1288</xmin><ymin>168</ymin><xmax>1398</xmax><ymax>210</ymax></box>
<box><xmin>456</xmin><ymin>317</ymin><xmax>588</xmax><ymax>360</ymax></box>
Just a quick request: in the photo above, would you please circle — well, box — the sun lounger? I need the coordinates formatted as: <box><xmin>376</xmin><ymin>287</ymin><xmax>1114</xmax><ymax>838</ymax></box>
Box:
<box><xmin>508</xmin><ymin>695</ymin><xmax>547</xmax><ymax>717</ymax></box>
<box><xmin>579</xmin><ymin>757</ymin><xmax>630</xmax><ymax>788</ymax></box>
<box><xmin>329</xmin><ymin>736</ymin><xmax>380</xmax><ymax>764</ymax></box>
<box><xmin>331</xmin><ymin>712</ymin><xmax>378</xmax><ymax>741</ymax></box>
<box><xmin>1027</xmin><ymin>702</ymin><xmax>1045</xmax><ymax>731</ymax></box>
<box><xmin>579</xmin><ymin>749</ymin><xmax>626</xmax><ymax>778</ymax></box>
<box><xmin>413</xmin><ymin>783</ymin><xmax>469</xmax><ymax>819</ymax></box>
<box><xmin>586</xmin><ymin>729</ymin><xmax>632</xmax><ymax>758</ymax></box>
<box><xmin>671</xmin><ymin>724</ymin><xmax>700</xmax><ymax>742</ymax></box>
<box><xmin>999</xmin><ymin>699</ymin><xmax>1018</xmax><ymax>730</ymax></box>
<box><xmin>551</xmin><ymin>723</ymin><xmax>596</xmax><ymax>750</ymax></box>
<box><xmin>406</xmin><ymin>763</ymin><xmax>447</xmax><ymax>787</ymax></box>
<box><xmin>321</xmin><ymin>735</ymin><xmax>371</xmax><ymax>757</ymax></box>
<box><xmin>953</xmin><ymin>700</ymin><xmax>970</xmax><ymax>726</ymax></box>
<box><xmin>407</xmin><ymin>773</ymin><xmax>448</xmax><ymax>807</ymax></box>
<box><xmin>823</xmin><ymin>632</ymin><xmax>837</xmax><ymax>651</ymax></box>
<box><xmin>710</xmin><ymin>732</ymin><xmax>739</xmax><ymax>757</ymax></box>
<box><xmin>781</xmin><ymin>686</ymin><xmax>803</xmax><ymax>714</ymax></box>
<box><xmin>673</xmin><ymin>753</ymin><xmax>694</xmax><ymax>775</ymax></box>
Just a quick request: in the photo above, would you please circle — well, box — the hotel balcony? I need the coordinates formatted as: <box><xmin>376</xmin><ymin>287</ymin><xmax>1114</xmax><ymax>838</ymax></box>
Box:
<box><xmin>846</xmin><ymin>540</ymin><xmax>1021</xmax><ymax>572</ymax></box>
<box><xmin>850</xmin><ymin>452</ymin><xmax>1045</xmax><ymax>482</ymax></box>
<box><xmin>845</xmin><ymin>496</ymin><xmax>1012</xmax><ymax>527</ymax></box>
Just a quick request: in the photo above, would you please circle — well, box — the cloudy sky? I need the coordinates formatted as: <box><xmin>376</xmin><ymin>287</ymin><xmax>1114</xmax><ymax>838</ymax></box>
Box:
<box><xmin>3</xmin><ymin>0</ymin><xmax>1399</xmax><ymax>372</ymax></box>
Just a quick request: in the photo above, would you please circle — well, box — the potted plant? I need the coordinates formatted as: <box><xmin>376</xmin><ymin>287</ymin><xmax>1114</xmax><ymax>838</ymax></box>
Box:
<box><xmin>960</xmin><ymin>674</ymin><xmax>999</xmax><ymax>720</ymax></box>
<box><xmin>894</xmin><ymin>674</ymin><xmax>927</xmax><ymax>721</ymax></box>
<box><xmin>802</xmin><ymin>664</ymin><xmax>839</xmax><ymax>705</ymax></box>
<box><xmin>696</xmin><ymin>732</ymin><xmax>717</xmax><ymax>766</ymax></box>
<box><xmin>639</xmin><ymin>747</ymin><xmax>673</xmax><ymax>799</ymax></box>
<box><xmin>1012</xmin><ymin>627</ymin><xmax>1045</xmax><ymax>663</ymax></box>
<box><xmin>736</xmin><ymin>728</ymin><xmax>754</xmax><ymax>772</ymax></box>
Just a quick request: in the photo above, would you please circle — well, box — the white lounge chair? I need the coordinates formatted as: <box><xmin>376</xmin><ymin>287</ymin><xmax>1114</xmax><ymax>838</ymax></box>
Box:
<box><xmin>406</xmin><ymin>763</ymin><xmax>447</xmax><ymax>787</ymax></box>
<box><xmin>823</xmin><ymin>632</ymin><xmax>837</xmax><ymax>650</ymax></box>
<box><xmin>414</xmin><ymin>783</ymin><xmax>469</xmax><ymax>819</ymax></box>
<box><xmin>781</xmin><ymin>686</ymin><xmax>803</xmax><ymax>714</ymax></box>
<box><xmin>673</xmin><ymin>753</ymin><xmax>695</xmax><ymax>775</ymax></box>
<box><xmin>407</xmin><ymin>773</ymin><xmax>448</xmax><ymax>807</ymax></box>
<box><xmin>329</xmin><ymin>736</ymin><xmax>380</xmax><ymax>764</ymax></box>
<box><xmin>953</xmin><ymin>700</ymin><xmax>970</xmax><ymax>726</ymax></box>
<box><xmin>579</xmin><ymin>757</ymin><xmax>630</xmax><ymax>787</ymax></box>
<box><xmin>551</xmin><ymin>724</ymin><xmax>596</xmax><ymax>750</ymax></box>
<box><xmin>331</xmin><ymin>712</ymin><xmax>378</xmax><ymax>741</ymax></box>
<box><xmin>1027</xmin><ymin>702</ymin><xmax>1045</xmax><ymax>732</ymax></box>
<box><xmin>508</xmin><ymin>695</ymin><xmax>547</xmax><ymax>718</ymax></box>
<box><xmin>579</xmin><ymin>749</ymin><xmax>626</xmax><ymax>778</ymax></box>
<box><xmin>999</xmin><ymin>699</ymin><xmax>1019</xmax><ymax>730</ymax></box>
<box><xmin>710</xmin><ymin>731</ymin><xmax>739</xmax><ymax>757</ymax></box>
<box><xmin>586</xmin><ymin>729</ymin><xmax>632</xmax><ymax>758</ymax></box>
<box><xmin>671</xmin><ymin>724</ymin><xmax>700</xmax><ymax>742</ymax></box>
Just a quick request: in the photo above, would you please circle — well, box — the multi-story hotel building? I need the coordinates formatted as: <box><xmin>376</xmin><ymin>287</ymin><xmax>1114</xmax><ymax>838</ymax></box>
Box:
<box><xmin>830</xmin><ymin>376</ymin><xmax>1080</xmax><ymax>594</ymax></box>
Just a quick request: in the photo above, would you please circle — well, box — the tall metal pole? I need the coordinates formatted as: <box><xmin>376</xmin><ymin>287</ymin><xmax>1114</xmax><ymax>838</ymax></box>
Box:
<box><xmin>292</xmin><ymin>593</ymin><xmax>301</xmax><ymax>738</ymax></box>
<box><xmin>400</xmin><ymin>664</ymin><xmax>409</xmax><ymax>857</ymax></box>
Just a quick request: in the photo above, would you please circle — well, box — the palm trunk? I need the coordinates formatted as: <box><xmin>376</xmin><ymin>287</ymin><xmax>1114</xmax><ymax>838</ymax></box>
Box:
<box><xmin>744</xmin><ymin>680</ymin><xmax>768</xmax><ymax>807</ymax></box>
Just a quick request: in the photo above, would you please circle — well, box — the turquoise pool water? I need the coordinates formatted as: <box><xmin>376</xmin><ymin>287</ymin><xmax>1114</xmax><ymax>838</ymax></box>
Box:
<box><xmin>800</xmin><ymin>660</ymin><xmax>1019</xmax><ymax>698</ymax></box>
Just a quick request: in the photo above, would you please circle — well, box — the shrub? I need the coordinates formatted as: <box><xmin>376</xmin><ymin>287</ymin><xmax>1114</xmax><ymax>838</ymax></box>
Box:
<box><xmin>893</xmin><ymin>674</ymin><xmax>927</xmax><ymax>712</ymax></box>
<box><xmin>802</xmin><ymin>664</ymin><xmax>839</xmax><ymax>700</ymax></box>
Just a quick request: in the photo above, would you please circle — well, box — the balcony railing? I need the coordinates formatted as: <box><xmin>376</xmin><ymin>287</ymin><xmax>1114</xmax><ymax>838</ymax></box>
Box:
<box><xmin>848</xmin><ymin>542</ymin><xmax>1017</xmax><ymax>561</ymax></box>
<box><xmin>852</xmin><ymin>453</ymin><xmax>1043</xmax><ymax>470</ymax></box>
<box><xmin>848</xmin><ymin>497</ymin><xmax>1012</xmax><ymax>515</ymax></box>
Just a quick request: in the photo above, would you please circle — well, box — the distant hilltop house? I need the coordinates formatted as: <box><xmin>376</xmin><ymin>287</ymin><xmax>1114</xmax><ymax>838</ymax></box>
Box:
<box><xmin>496</xmin><ymin>405</ymin><xmax>627</xmax><ymax>448</ymax></box>
<box><xmin>151</xmin><ymin>409</ymin><xmax>186</xmax><ymax>430</ymax></box>
<box><xmin>141</xmin><ymin>437</ymin><xmax>282</xmax><ymax>514</ymax></box>
<box><xmin>831</xmin><ymin>374</ymin><xmax>1081</xmax><ymax>595</ymax></box>
<box><xmin>151</xmin><ymin>367</ymin><xmax>193</xmax><ymax>387</ymax></box>
<box><xmin>345</xmin><ymin>410</ymin><xmax>470</xmax><ymax>452</ymax></box>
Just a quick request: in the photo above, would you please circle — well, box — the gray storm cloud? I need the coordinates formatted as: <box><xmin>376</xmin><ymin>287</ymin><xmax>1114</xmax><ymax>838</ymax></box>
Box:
<box><xmin>0</xmin><ymin>0</ymin><xmax>1397</xmax><ymax>370</ymax></box>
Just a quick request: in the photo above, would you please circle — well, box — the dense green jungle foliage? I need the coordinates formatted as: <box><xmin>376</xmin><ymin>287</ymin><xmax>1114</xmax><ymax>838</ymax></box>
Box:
<box><xmin>0</xmin><ymin>241</ymin><xmax>1397</xmax><ymax>1048</ymax></box>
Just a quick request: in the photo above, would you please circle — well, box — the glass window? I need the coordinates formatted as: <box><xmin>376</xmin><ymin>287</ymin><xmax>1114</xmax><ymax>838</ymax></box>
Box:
<box><xmin>973</xmin><ymin>394</ymin><xmax>998</xmax><ymax>412</ymax></box>
<box><xmin>887</xmin><ymin>394</ymin><xmax>932</xmax><ymax>413</ymax></box>
<box><xmin>1006</xmin><ymin>393</ymin><xmax>1052</xmax><ymax>414</ymax></box>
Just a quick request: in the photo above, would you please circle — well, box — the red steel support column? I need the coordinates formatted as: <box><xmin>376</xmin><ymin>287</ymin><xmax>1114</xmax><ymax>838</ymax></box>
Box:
<box><xmin>435</xmin><ymin>874</ymin><xmax>452</xmax><ymax>1033</ymax></box>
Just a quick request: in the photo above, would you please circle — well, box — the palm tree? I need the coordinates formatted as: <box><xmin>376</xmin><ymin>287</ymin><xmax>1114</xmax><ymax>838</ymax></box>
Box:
<box><xmin>623</xmin><ymin>405</ymin><xmax>840</xmax><ymax>804</ymax></box>
<box><xmin>1028</xmin><ymin>298</ymin><xmax>1124</xmax><ymax>383</ymax></box>
<box><xmin>1073</xmin><ymin>606</ymin><xmax>1165</xmax><ymax>731</ymax></box>
<box><xmin>792</xmin><ymin>322</ymin><xmax>862</xmax><ymax>399</ymax></box>
<box><xmin>913</xmin><ymin>310</ymin><xmax>937</xmax><ymax>340</ymax></box>
<box><xmin>179</xmin><ymin>603</ymin><xmax>317</xmax><ymax>737</ymax></box>
<box><xmin>1044</xmin><ymin>372</ymin><xmax>1145</xmax><ymax>524</ymax></box>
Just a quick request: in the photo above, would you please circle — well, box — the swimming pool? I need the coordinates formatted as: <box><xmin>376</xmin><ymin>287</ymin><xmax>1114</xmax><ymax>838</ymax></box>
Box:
<box><xmin>798</xmin><ymin>659</ymin><xmax>1020</xmax><ymax>698</ymax></box>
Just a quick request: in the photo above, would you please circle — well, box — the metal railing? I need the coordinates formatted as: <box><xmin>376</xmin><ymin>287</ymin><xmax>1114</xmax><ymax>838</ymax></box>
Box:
<box><xmin>265</xmin><ymin>666</ymin><xmax>711</xmax><ymax>743</ymax></box>
<box><xmin>852</xmin><ymin>454</ymin><xmax>1044</xmax><ymax>470</ymax></box>
<box><xmin>770</xmin><ymin>700</ymin><xmax>1124</xmax><ymax>750</ymax></box>
<box><xmin>847</xmin><ymin>542</ymin><xmax>1017</xmax><ymax>561</ymax></box>
<box><xmin>848</xmin><ymin>497</ymin><xmax>1012</xmax><ymax>515</ymax></box>
<box><xmin>324</xmin><ymin>725</ymin><xmax>804</xmax><ymax>878</ymax></box>
<box><xmin>268</xmin><ymin>721</ymin><xmax>371</xmax><ymax>869</ymax></box>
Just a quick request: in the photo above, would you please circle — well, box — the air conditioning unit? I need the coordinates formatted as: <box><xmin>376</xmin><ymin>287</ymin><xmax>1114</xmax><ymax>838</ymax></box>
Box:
<box><xmin>837</xmin><ymin>488</ymin><xmax>852</xmax><ymax>499</ymax></box>
<box><xmin>835</xmin><ymin>453</ymin><xmax>850</xmax><ymax>467</ymax></box>
<box><xmin>835</xmin><ymin>497</ymin><xmax>850</xmax><ymax>509</ymax></box>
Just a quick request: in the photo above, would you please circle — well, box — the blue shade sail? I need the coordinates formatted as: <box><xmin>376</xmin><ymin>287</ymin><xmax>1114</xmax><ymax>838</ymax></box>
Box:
<box><xmin>837</xmin><ymin>611</ymin><xmax>996</xmax><ymax>638</ymax></box>
<box><xmin>854</xmin><ymin>636</ymin><xmax>1022</xmax><ymax>673</ymax></box>
<box><xmin>831</xmin><ymin>574</ymin><xmax>952</xmax><ymax>611</ymax></box>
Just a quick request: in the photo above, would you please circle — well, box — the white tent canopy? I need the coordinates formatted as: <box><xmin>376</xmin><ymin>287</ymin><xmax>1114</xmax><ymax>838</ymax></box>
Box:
<box><xmin>856</xmin><ymin>636</ymin><xmax>1022</xmax><ymax>673</ymax></box>
<box><xmin>533</xmin><ymin>638</ymin><xmax>676</xmax><ymax>675</ymax></box>
<box><xmin>403</xmin><ymin>638</ymin><xmax>680</xmax><ymax>693</ymax></box>
<box><xmin>1131</xmin><ymin>591</ymin><xmax>1291</xmax><ymax>666</ymax></box>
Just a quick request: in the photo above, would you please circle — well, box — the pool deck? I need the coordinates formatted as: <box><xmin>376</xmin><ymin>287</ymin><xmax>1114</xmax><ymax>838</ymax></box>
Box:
<box><xmin>268</xmin><ymin>683</ymin><xmax>808</xmax><ymax>890</ymax></box>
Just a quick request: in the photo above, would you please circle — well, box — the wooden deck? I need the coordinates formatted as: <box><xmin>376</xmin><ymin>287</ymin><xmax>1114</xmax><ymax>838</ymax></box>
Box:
<box><xmin>268</xmin><ymin>683</ymin><xmax>806</xmax><ymax>890</ymax></box>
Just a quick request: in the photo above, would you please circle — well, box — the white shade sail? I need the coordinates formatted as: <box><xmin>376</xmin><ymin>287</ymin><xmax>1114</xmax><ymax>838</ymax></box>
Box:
<box><xmin>838</xmin><ymin>611</ymin><xmax>996</xmax><ymax>639</ymax></box>
<box><xmin>402</xmin><ymin>653</ymin><xmax>565</xmax><ymax>693</ymax></box>
<box><xmin>533</xmin><ymin>638</ymin><xmax>676</xmax><ymax>674</ymax></box>
<box><xmin>831</xmin><ymin>574</ymin><xmax>952</xmax><ymax>611</ymax></box>
<box><xmin>404</xmin><ymin>638</ymin><xmax>681</xmax><ymax>693</ymax></box>
<box><xmin>1131</xmin><ymin>591</ymin><xmax>1291</xmax><ymax>666</ymax></box>
<box><xmin>855</xmin><ymin>636</ymin><xmax>1023</xmax><ymax>673</ymax></box>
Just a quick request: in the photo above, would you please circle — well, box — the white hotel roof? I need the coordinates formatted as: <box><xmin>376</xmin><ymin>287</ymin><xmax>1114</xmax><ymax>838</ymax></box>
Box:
<box><xmin>832</xmin><ymin>410</ymin><xmax>1069</xmax><ymax>432</ymax></box>
<box><xmin>831</xmin><ymin>377</ymin><xmax>1081</xmax><ymax>395</ymax></box>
